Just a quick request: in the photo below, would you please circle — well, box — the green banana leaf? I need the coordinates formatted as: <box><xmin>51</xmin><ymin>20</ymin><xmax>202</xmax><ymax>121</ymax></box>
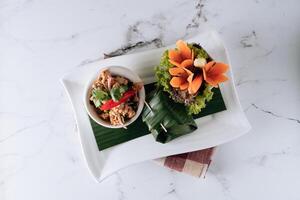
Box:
<box><xmin>142</xmin><ymin>89</ymin><xmax>197</xmax><ymax>143</ymax></box>
<box><xmin>89</xmin><ymin>83</ymin><xmax>226</xmax><ymax>150</ymax></box>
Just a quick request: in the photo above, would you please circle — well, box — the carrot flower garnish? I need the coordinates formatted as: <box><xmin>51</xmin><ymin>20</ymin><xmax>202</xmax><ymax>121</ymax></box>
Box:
<box><xmin>168</xmin><ymin>40</ymin><xmax>229</xmax><ymax>95</ymax></box>
<box><xmin>169</xmin><ymin>67</ymin><xmax>190</xmax><ymax>90</ymax></box>
<box><xmin>202</xmin><ymin>61</ymin><xmax>229</xmax><ymax>87</ymax></box>
<box><xmin>169</xmin><ymin>67</ymin><xmax>202</xmax><ymax>94</ymax></box>
<box><xmin>168</xmin><ymin>40</ymin><xmax>194</xmax><ymax>68</ymax></box>
<box><xmin>156</xmin><ymin>39</ymin><xmax>230</xmax><ymax>115</ymax></box>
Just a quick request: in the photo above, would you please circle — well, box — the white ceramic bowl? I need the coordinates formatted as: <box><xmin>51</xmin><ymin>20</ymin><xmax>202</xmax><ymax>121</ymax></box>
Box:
<box><xmin>83</xmin><ymin>66</ymin><xmax>145</xmax><ymax>128</ymax></box>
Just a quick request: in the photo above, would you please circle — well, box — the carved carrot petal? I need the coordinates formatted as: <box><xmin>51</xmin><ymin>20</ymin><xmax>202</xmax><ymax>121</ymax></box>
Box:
<box><xmin>188</xmin><ymin>75</ymin><xmax>202</xmax><ymax>94</ymax></box>
<box><xmin>180</xmin><ymin>82</ymin><xmax>189</xmax><ymax>90</ymax></box>
<box><xmin>169</xmin><ymin>67</ymin><xmax>187</xmax><ymax>76</ymax></box>
<box><xmin>208</xmin><ymin>63</ymin><xmax>229</xmax><ymax>76</ymax></box>
<box><xmin>212</xmin><ymin>74</ymin><xmax>228</xmax><ymax>83</ymax></box>
<box><xmin>180</xmin><ymin>59</ymin><xmax>194</xmax><ymax>68</ymax></box>
<box><xmin>187</xmin><ymin>73</ymin><xmax>194</xmax><ymax>94</ymax></box>
<box><xmin>169</xmin><ymin>60</ymin><xmax>181</xmax><ymax>68</ymax></box>
<box><xmin>203</xmin><ymin>61</ymin><xmax>229</xmax><ymax>87</ymax></box>
<box><xmin>182</xmin><ymin>67</ymin><xmax>193</xmax><ymax>75</ymax></box>
<box><xmin>170</xmin><ymin>77</ymin><xmax>187</xmax><ymax>88</ymax></box>
<box><xmin>168</xmin><ymin>50</ymin><xmax>182</xmax><ymax>63</ymax></box>
<box><xmin>176</xmin><ymin>40</ymin><xmax>192</xmax><ymax>59</ymax></box>
<box><xmin>204</xmin><ymin>61</ymin><xmax>215</xmax><ymax>71</ymax></box>
<box><xmin>204</xmin><ymin>77</ymin><xmax>218</xmax><ymax>87</ymax></box>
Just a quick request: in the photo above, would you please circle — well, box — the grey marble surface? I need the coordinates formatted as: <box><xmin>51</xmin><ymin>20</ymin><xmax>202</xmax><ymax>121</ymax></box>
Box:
<box><xmin>1</xmin><ymin>0</ymin><xmax>300</xmax><ymax>199</ymax></box>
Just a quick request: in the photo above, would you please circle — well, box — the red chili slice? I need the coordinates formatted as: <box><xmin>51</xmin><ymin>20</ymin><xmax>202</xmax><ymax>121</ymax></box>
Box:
<box><xmin>100</xmin><ymin>90</ymin><xmax>136</xmax><ymax>111</ymax></box>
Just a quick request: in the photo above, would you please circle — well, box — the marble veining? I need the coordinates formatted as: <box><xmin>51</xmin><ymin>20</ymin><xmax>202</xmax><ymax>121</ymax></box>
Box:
<box><xmin>251</xmin><ymin>103</ymin><xmax>300</xmax><ymax>124</ymax></box>
<box><xmin>0</xmin><ymin>120</ymin><xmax>48</xmax><ymax>143</ymax></box>
<box><xmin>104</xmin><ymin>38</ymin><xmax>163</xmax><ymax>58</ymax></box>
<box><xmin>115</xmin><ymin>173</ymin><xmax>125</xmax><ymax>200</ymax></box>
<box><xmin>185</xmin><ymin>0</ymin><xmax>207</xmax><ymax>36</ymax></box>
<box><xmin>1</xmin><ymin>0</ymin><xmax>300</xmax><ymax>199</ymax></box>
<box><xmin>240</xmin><ymin>31</ymin><xmax>257</xmax><ymax>48</ymax></box>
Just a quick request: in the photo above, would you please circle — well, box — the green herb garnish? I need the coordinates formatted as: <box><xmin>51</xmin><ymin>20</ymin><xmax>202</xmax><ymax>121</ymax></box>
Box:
<box><xmin>110</xmin><ymin>85</ymin><xmax>128</xmax><ymax>102</ymax></box>
<box><xmin>92</xmin><ymin>88</ymin><xmax>109</xmax><ymax>107</ymax></box>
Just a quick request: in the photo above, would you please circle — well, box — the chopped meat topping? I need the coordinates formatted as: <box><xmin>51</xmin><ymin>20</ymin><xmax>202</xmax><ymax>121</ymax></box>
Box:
<box><xmin>115</xmin><ymin>76</ymin><xmax>128</xmax><ymax>85</ymax></box>
<box><xmin>98</xmin><ymin>70</ymin><xmax>112</xmax><ymax>89</ymax></box>
<box><xmin>111</xmin><ymin>104</ymin><xmax>136</xmax><ymax>119</ymax></box>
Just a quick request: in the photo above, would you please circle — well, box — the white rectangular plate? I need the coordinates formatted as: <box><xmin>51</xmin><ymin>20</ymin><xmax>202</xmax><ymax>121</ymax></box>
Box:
<box><xmin>61</xmin><ymin>30</ymin><xmax>251</xmax><ymax>182</ymax></box>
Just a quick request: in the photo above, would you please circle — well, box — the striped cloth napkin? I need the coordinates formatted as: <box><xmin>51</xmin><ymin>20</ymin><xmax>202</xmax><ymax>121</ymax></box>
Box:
<box><xmin>155</xmin><ymin>147</ymin><xmax>215</xmax><ymax>178</ymax></box>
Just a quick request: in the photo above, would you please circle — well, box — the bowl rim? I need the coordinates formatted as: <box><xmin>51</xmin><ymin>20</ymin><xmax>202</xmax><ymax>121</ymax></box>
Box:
<box><xmin>83</xmin><ymin>66</ymin><xmax>145</xmax><ymax>129</ymax></box>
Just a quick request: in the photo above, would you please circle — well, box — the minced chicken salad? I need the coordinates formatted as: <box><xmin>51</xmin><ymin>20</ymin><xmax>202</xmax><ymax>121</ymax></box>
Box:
<box><xmin>89</xmin><ymin>70</ymin><xmax>142</xmax><ymax>126</ymax></box>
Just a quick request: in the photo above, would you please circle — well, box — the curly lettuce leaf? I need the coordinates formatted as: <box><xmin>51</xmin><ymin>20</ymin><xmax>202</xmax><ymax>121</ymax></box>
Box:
<box><xmin>188</xmin><ymin>44</ymin><xmax>209</xmax><ymax>59</ymax></box>
<box><xmin>187</xmin><ymin>85</ymin><xmax>214</xmax><ymax>115</ymax></box>
<box><xmin>155</xmin><ymin>50</ymin><xmax>172</xmax><ymax>94</ymax></box>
